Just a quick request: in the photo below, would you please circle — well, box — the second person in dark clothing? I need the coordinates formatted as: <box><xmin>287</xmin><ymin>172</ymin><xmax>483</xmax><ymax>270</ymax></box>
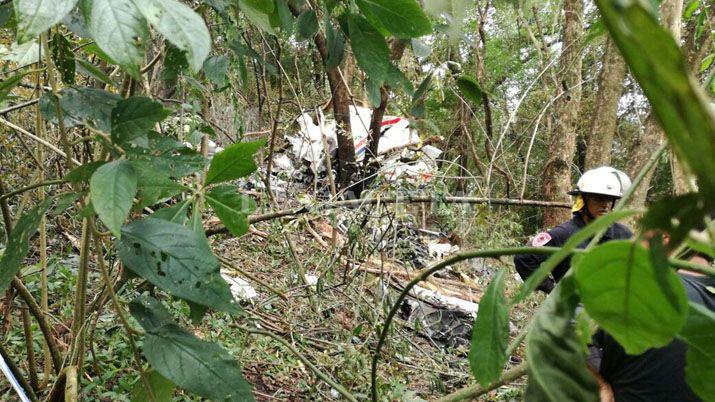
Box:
<box><xmin>514</xmin><ymin>166</ymin><xmax>633</xmax><ymax>292</ymax></box>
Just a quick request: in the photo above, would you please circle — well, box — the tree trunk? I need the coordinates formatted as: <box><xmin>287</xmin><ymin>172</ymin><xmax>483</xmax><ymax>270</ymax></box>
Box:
<box><xmin>584</xmin><ymin>36</ymin><xmax>627</xmax><ymax>169</ymax></box>
<box><xmin>541</xmin><ymin>0</ymin><xmax>583</xmax><ymax>228</ymax></box>
<box><xmin>627</xmin><ymin>0</ymin><xmax>684</xmax><ymax>207</ymax></box>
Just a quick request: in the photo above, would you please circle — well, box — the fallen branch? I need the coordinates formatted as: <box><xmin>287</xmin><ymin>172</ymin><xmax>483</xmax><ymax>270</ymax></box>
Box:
<box><xmin>435</xmin><ymin>362</ymin><xmax>528</xmax><ymax>402</ymax></box>
<box><xmin>206</xmin><ymin>196</ymin><xmax>571</xmax><ymax>237</ymax></box>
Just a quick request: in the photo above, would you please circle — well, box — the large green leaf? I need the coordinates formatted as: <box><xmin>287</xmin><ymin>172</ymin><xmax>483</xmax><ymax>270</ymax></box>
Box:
<box><xmin>40</xmin><ymin>86</ymin><xmax>121</xmax><ymax>132</ymax></box>
<box><xmin>126</xmin><ymin>132</ymin><xmax>208</xmax><ymax>178</ymax></box>
<box><xmin>14</xmin><ymin>0</ymin><xmax>78</xmax><ymax>42</ymax></box>
<box><xmin>129</xmin><ymin>296</ymin><xmax>254</xmax><ymax>401</ymax></box>
<box><xmin>132</xmin><ymin>0</ymin><xmax>210</xmax><ymax>72</ymax></box>
<box><xmin>111</xmin><ymin>96</ymin><xmax>171</xmax><ymax>145</ymax></box>
<box><xmin>90</xmin><ymin>160</ymin><xmax>137</xmax><ymax>237</ymax></box>
<box><xmin>49</xmin><ymin>32</ymin><xmax>76</xmax><ymax>84</ymax></box>
<box><xmin>296</xmin><ymin>9</ymin><xmax>318</xmax><ymax>40</ymax></box>
<box><xmin>203</xmin><ymin>55</ymin><xmax>229</xmax><ymax>88</ymax></box>
<box><xmin>356</xmin><ymin>0</ymin><xmax>431</xmax><ymax>39</ymax></box>
<box><xmin>639</xmin><ymin>193</ymin><xmax>709</xmax><ymax>251</ymax></box>
<box><xmin>595</xmin><ymin>0</ymin><xmax>715</xmax><ymax>198</ymax></box>
<box><xmin>0</xmin><ymin>197</ymin><xmax>55</xmax><ymax>295</ymax></box>
<box><xmin>205</xmin><ymin>185</ymin><xmax>256</xmax><ymax>237</ymax></box>
<box><xmin>469</xmin><ymin>269</ymin><xmax>509</xmax><ymax>386</ymax></box>
<box><xmin>513</xmin><ymin>210</ymin><xmax>638</xmax><ymax>303</ymax></box>
<box><xmin>131</xmin><ymin>164</ymin><xmax>185</xmax><ymax>209</ymax></box>
<box><xmin>679</xmin><ymin>302</ymin><xmax>715</xmax><ymax>402</ymax></box>
<box><xmin>130</xmin><ymin>370</ymin><xmax>175</xmax><ymax>402</ymax></box>
<box><xmin>0</xmin><ymin>71</ymin><xmax>30</xmax><ymax>103</ymax></box>
<box><xmin>205</xmin><ymin>140</ymin><xmax>264</xmax><ymax>185</ymax></box>
<box><xmin>325</xmin><ymin>19</ymin><xmax>345</xmax><ymax>70</ymax></box>
<box><xmin>237</xmin><ymin>0</ymin><xmax>275</xmax><ymax>35</ymax></box>
<box><xmin>81</xmin><ymin>0</ymin><xmax>148</xmax><ymax>76</ymax></box>
<box><xmin>347</xmin><ymin>14</ymin><xmax>390</xmax><ymax>85</ymax></box>
<box><xmin>574</xmin><ymin>241</ymin><xmax>688</xmax><ymax>354</ymax></box>
<box><xmin>65</xmin><ymin>161</ymin><xmax>107</xmax><ymax>183</ymax></box>
<box><xmin>150</xmin><ymin>200</ymin><xmax>190</xmax><ymax>225</ymax></box>
<box><xmin>118</xmin><ymin>218</ymin><xmax>239</xmax><ymax>313</ymax></box>
<box><xmin>456</xmin><ymin>75</ymin><xmax>484</xmax><ymax>107</ymax></box>
<box><xmin>525</xmin><ymin>281</ymin><xmax>599</xmax><ymax>401</ymax></box>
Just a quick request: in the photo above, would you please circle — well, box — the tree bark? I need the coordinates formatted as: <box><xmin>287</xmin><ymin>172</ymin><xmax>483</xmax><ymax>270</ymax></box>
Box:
<box><xmin>627</xmin><ymin>0</ymin><xmax>684</xmax><ymax>207</ymax></box>
<box><xmin>541</xmin><ymin>0</ymin><xmax>583</xmax><ymax>228</ymax></box>
<box><xmin>584</xmin><ymin>36</ymin><xmax>627</xmax><ymax>169</ymax></box>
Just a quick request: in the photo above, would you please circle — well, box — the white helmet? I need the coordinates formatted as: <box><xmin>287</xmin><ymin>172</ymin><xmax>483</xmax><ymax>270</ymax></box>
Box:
<box><xmin>568</xmin><ymin>166</ymin><xmax>632</xmax><ymax>198</ymax></box>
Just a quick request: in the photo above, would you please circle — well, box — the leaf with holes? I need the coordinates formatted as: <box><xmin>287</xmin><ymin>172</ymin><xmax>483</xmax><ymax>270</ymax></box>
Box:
<box><xmin>0</xmin><ymin>197</ymin><xmax>55</xmax><ymax>295</ymax></box>
<box><xmin>574</xmin><ymin>241</ymin><xmax>688</xmax><ymax>354</ymax></box>
<box><xmin>356</xmin><ymin>0</ymin><xmax>431</xmax><ymax>39</ymax></box>
<box><xmin>90</xmin><ymin>160</ymin><xmax>137</xmax><ymax>237</ymax></box>
<box><xmin>40</xmin><ymin>86</ymin><xmax>121</xmax><ymax>132</ymax></box>
<box><xmin>111</xmin><ymin>96</ymin><xmax>171</xmax><ymax>145</ymax></box>
<box><xmin>469</xmin><ymin>269</ymin><xmax>509</xmax><ymax>386</ymax></box>
<box><xmin>81</xmin><ymin>0</ymin><xmax>148</xmax><ymax>77</ymax></box>
<box><xmin>129</xmin><ymin>295</ymin><xmax>254</xmax><ymax>401</ymax></box>
<box><xmin>15</xmin><ymin>0</ymin><xmax>78</xmax><ymax>42</ymax></box>
<box><xmin>132</xmin><ymin>0</ymin><xmax>210</xmax><ymax>72</ymax></box>
<box><xmin>118</xmin><ymin>218</ymin><xmax>239</xmax><ymax>313</ymax></box>
<box><xmin>50</xmin><ymin>32</ymin><xmax>75</xmax><ymax>84</ymax></box>
<box><xmin>205</xmin><ymin>140</ymin><xmax>264</xmax><ymax>185</ymax></box>
<box><xmin>205</xmin><ymin>185</ymin><xmax>256</xmax><ymax>237</ymax></box>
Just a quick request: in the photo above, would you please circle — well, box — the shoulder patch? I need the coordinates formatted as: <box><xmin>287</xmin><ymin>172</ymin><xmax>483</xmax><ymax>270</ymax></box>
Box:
<box><xmin>531</xmin><ymin>232</ymin><xmax>552</xmax><ymax>247</ymax></box>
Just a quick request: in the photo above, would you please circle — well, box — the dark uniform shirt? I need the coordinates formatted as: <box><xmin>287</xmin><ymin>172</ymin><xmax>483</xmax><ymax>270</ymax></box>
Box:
<box><xmin>513</xmin><ymin>213</ymin><xmax>632</xmax><ymax>292</ymax></box>
<box><xmin>596</xmin><ymin>273</ymin><xmax>715</xmax><ymax>402</ymax></box>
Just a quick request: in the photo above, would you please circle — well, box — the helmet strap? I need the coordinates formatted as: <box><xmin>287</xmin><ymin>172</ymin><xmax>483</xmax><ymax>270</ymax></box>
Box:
<box><xmin>582</xmin><ymin>196</ymin><xmax>595</xmax><ymax>220</ymax></box>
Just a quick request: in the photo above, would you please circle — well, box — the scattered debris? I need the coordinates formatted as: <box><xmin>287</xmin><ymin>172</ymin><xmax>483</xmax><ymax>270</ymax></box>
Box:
<box><xmin>221</xmin><ymin>273</ymin><xmax>258</xmax><ymax>301</ymax></box>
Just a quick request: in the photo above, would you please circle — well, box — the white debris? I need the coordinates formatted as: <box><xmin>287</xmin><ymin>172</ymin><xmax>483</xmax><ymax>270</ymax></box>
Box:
<box><xmin>272</xmin><ymin>153</ymin><xmax>294</xmax><ymax>173</ymax></box>
<box><xmin>221</xmin><ymin>273</ymin><xmax>258</xmax><ymax>301</ymax></box>
<box><xmin>304</xmin><ymin>274</ymin><xmax>320</xmax><ymax>286</ymax></box>
<box><xmin>427</xmin><ymin>241</ymin><xmax>460</xmax><ymax>260</ymax></box>
<box><xmin>182</xmin><ymin>139</ymin><xmax>223</xmax><ymax>158</ymax></box>
<box><xmin>409</xmin><ymin>285</ymin><xmax>479</xmax><ymax>317</ymax></box>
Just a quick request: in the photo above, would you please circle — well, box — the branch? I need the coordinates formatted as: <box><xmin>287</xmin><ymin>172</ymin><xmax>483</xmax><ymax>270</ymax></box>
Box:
<box><xmin>206</xmin><ymin>196</ymin><xmax>570</xmax><ymax>237</ymax></box>
<box><xmin>435</xmin><ymin>362</ymin><xmax>528</xmax><ymax>402</ymax></box>
<box><xmin>0</xmin><ymin>179</ymin><xmax>66</xmax><ymax>202</ymax></box>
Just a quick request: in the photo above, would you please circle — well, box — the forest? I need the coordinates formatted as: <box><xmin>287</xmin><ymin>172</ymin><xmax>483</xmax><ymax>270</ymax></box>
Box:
<box><xmin>0</xmin><ymin>0</ymin><xmax>714</xmax><ymax>400</ymax></box>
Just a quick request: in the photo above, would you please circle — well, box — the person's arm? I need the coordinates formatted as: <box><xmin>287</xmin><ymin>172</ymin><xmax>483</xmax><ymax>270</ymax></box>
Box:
<box><xmin>587</xmin><ymin>367</ymin><xmax>615</xmax><ymax>402</ymax></box>
<box><xmin>514</xmin><ymin>230</ymin><xmax>563</xmax><ymax>293</ymax></box>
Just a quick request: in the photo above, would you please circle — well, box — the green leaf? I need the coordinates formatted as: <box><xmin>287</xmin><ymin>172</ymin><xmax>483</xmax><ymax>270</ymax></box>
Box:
<box><xmin>49</xmin><ymin>32</ymin><xmax>75</xmax><ymax>84</ymax></box>
<box><xmin>111</xmin><ymin>97</ymin><xmax>171</xmax><ymax>145</ymax></box>
<box><xmin>160</xmin><ymin>43</ymin><xmax>188</xmax><ymax>81</ymax></box>
<box><xmin>118</xmin><ymin>218</ymin><xmax>239</xmax><ymax>313</ymax></box>
<box><xmin>0</xmin><ymin>197</ymin><xmax>55</xmax><ymax>295</ymax></box>
<box><xmin>683</xmin><ymin>0</ymin><xmax>701</xmax><ymax>20</ymax></box>
<box><xmin>700</xmin><ymin>54</ymin><xmax>714</xmax><ymax>73</ymax></box>
<box><xmin>90</xmin><ymin>160</ymin><xmax>137</xmax><ymax>237</ymax></box>
<box><xmin>40</xmin><ymin>86</ymin><xmax>121</xmax><ymax>132</ymax></box>
<box><xmin>129</xmin><ymin>296</ymin><xmax>254</xmax><ymax>401</ymax></box>
<box><xmin>296</xmin><ymin>9</ymin><xmax>318</xmax><ymax>40</ymax></box>
<box><xmin>125</xmin><ymin>132</ymin><xmax>207</xmax><ymax>177</ymax></box>
<box><xmin>355</xmin><ymin>0</ymin><xmax>431</xmax><ymax>39</ymax></box>
<box><xmin>386</xmin><ymin>63</ymin><xmax>414</xmax><ymax>95</ymax></box>
<box><xmin>81</xmin><ymin>0</ymin><xmax>147</xmax><ymax>76</ymax></box>
<box><xmin>325</xmin><ymin>19</ymin><xmax>345</xmax><ymax>70</ymax></box>
<box><xmin>595</xmin><ymin>0</ymin><xmax>715</xmax><ymax>199</ymax></box>
<box><xmin>513</xmin><ymin>210</ymin><xmax>639</xmax><ymax>303</ymax></box>
<box><xmin>456</xmin><ymin>76</ymin><xmax>484</xmax><ymax>106</ymax></box>
<box><xmin>65</xmin><ymin>161</ymin><xmax>107</xmax><ymax>183</ymax></box>
<box><xmin>132</xmin><ymin>165</ymin><xmax>185</xmax><ymax>209</ymax></box>
<box><xmin>275</xmin><ymin>0</ymin><xmax>293</xmax><ymax>34</ymax></box>
<box><xmin>679</xmin><ymin>302</ymin><xmax>715</xmax><ymax>401</ymax></box>
<box><xmin>639</xmin><ymin>193</ymin><xmax>708</xmax><ymax>250</ymax></box>
<box><xmin>15</xmin><ymin>0</ymin><xmax>78</xmax><ymax>42</ymax></box>
<box><xmin>205</xmin><ymin>140</ymin><xmax>264</xmax><ymax>185</ymax></box>
<box><xmin>0</xmin><ymin>41</ymin><xmax>40</xmax><ymax>67</ymax></box>
<box><xmin>365</xmin><ymin>78</ymin><xmax>382</xmax><ymax>108</ymax></box>
<box><xmin>237</xmin><ymin>0</ymin><xmax>275</xmax><ymax>34</ymax></box>
<box><xmin>0</xmin><ymin>3</ymin><xmax>13</xmax><ymax>28</ymax></box>
<box><xmin>205</xmin><ymin>185</ymin><xmax>256</xmax><ymax>237</ymax></box>
<box><xmin>132</xmin><ymin>0</ymin><xmax>211</xmax><ymax>73</ymax></box>
<box><xmin>75</xmin><ymin>58</ymin><xmax>116</xmax><ymax>86</ymax></box>
<box><xmin>151</xmin><ymin>200</ymin><xmax>191</xmax><ymax>225</ymax></box>
<box><xmin>469</xmin><ymin>269</ymin><xmax>509</xmax><ymax>386</ymax></box>
<box><xmin>525</xmin><ymin>281</ymin><xmax>599</xmax><ymax>401</ymax></box>
<box><xmin>574</xmin><ymin>241</ymin><xmax>688</xmax><ymax>354</ymax></box>
<box><xmin>347</xmin><ymin>14</ymin><xmax>390</xmax><ymax>85</ymax></box>
<box><xmin>0</xmin><ymin>70</ymin><xmax>30</xmax><ymax>103</ymax></box>
<box><xmin>130</xmin><ymin>370</ymin><xmax>175</xmax><ymax>402</ymax></box>
<box><xmin>203</xmin><ymin>55</ymin><xmax>229</xmax><ymax>88</ymax></box>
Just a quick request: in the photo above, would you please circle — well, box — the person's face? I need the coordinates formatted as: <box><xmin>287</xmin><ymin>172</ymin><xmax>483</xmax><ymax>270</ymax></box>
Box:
<box><xmin>584</xmin><ymin>193</ymin><xmax>617</xmax><ymax>219</ymax></box>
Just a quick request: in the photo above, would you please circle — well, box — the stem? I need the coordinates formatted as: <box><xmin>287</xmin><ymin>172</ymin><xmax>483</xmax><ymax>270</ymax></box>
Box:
<box><xmin>435</xmin><ymin>362</ymin><xmax>528</xmax><ymax>402</ymax></box>
<box><xmin>0</xmin><ymin>342</ymin><xmax>40</xmax><ymax>402</ymax></box>
<box><xmin>370</xmin><ymin>246</ymin><xmax>564</xmax><ymax>402</ymax></box>
<box><xmin>93</xmin><ymin>231</ymin><xmax>157</xmax><ymax>402</ymax></box>
<box><xmin>237</xmin><ymin>325</ymin><xmax>358</xmax><ymax>402</ymax></box>
<box><xmin>0</xmin><ymin>179</ymin><xmax>66</xmax><ymax>202</ymax></box>
<box><xmin>41</xmin><ymin>33</ymin><xmax>73</xmax><ymax>172</ymax></box>
<box><xmin>21</xmin><ymin>307</ymin><xmax>40</xmax><ymax>392</ymax></box>
<box><xmin>69</xmin><ymin>218</ymin><xmax>91</xmax><ymax>376</ymax></box>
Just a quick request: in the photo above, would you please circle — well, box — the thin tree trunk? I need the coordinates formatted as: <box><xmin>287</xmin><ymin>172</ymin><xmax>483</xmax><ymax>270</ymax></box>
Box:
<box><xmin>627</xmin><ymin>0</ymin><xmax>684</xmax><ymax>207</ymax></box>
<box><xmin>541</xmin><ymin>0</ymin><xmax>583</xmax><ymax>228</ymax></box>
<box><xmin>584</xmin><ymin>36</ymin><xmax>627</xmax><ymax>169</ymax></box>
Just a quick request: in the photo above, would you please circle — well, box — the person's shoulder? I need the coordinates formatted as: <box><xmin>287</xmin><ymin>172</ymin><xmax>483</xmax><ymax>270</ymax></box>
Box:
<box><xmin>610</xmin><ymin>222</ymin><xmax>633</xmax><ymax>239</ymax></box>
<box><xmin>540</xmin><ymin>219</ymin><xmax>579</xmax><ymax>245</ymax></box>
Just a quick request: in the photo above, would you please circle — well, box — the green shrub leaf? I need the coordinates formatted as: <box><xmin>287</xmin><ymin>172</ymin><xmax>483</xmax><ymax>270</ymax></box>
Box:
<box><xmin>456</xmin><ymin>76</ymin><xmax>484</xmax><ymax>106</ymax></box>
<box><xmin>205</xmin><ymin>185</ymin><xmax>256</xmax><ymax>237</ymax></box>
<box><xmin>81</xmin><ymin>0</ymin><xmax>147</xmax><ymax>77</ymax></box>
<box><xmin>129</xmin><ymin>295</ymin><xmax>254</xmax><ymax>401</ymax></box>
<box><xmin>296</xmin><ymin>9</ymin><xmax>318</xmax><ymax>40</ymax></box>
<box><xmin>575</xmin><ymin>241</ymin><xmax>688</xmax><ymax>354</ymax></box>
<box><xmin>205</xmin><ymin>140</ymin><xmax>264</xmax><ymax>185</ymax></box>
<box><xmin>347</xmin><ymin>14</ymin><xmax>390</xmax><ymax>85</ymax></box>
<box><xmin>40</xmin><ymin>87</ymin><xmax>121</xmax><ymax>132</ymax></box>
<box><xmin>355</xmin><ymin>0</ymin><xmax>431</xmax><ymax>39</ymax></box>
<box><xmin>90</xmin><ymin>160</ymin><xmax>137</xmax><ymax>237</ymax></box>
<box><xmin>130</xmin><ymin>370</ymin><xmax>175</xmax><ymax>402</ymax></box>
<box><xmin>237</xmin><ymin>0</ymin><xmax>275</xmax><ymax>35</ymax></box>
<box><xmin>469</xmin><ymin>269</ymin><xmax>509</xmax><ymax>386</ymax></box>
<box><xmin>111</xmin><ymin>96</ymin><xmax>171</xmax><ymax>145</ymax></box>
<box><xmin>679</xmin><ymin>302</ymin><xmax>715</xmax><ymax>401</ymax></box>
<box><xmin>15</xmin><ymin>0</ymin><xmax>78</xmax><ymax>42</ymax></box>
<box><xmin>132</xmin><ymin>0</ymin><xmax>211</xmax><ymax>72</ymax></box>
<box><xmin>118</xmin><ymin>218</ymin><xmax>239</xmax><ymax>313</ymax></box>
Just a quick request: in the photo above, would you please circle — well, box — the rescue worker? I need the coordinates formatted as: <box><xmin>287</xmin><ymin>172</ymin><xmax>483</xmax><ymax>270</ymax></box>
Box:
<box><xmin>514</xmin><ymin>167</ymin><xmax>633</xmax><ymax>293</ymax></box>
